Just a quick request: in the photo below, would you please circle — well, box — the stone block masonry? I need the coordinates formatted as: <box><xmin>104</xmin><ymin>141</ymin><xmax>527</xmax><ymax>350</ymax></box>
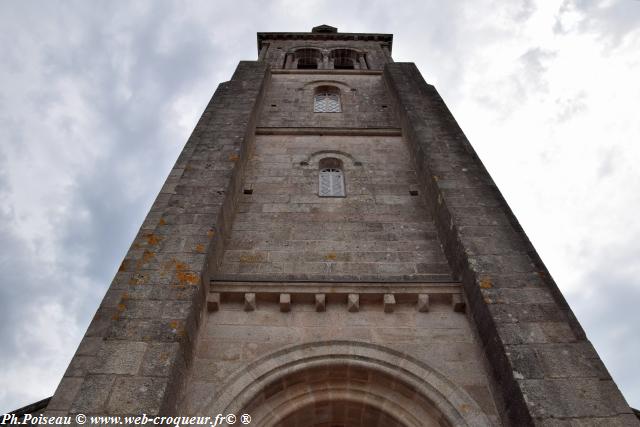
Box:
<box><xmin>384</xmin><ymin>62</ymin><xmax>639</xmax><ymax>426</ymax></box>
<box><xmin>218</xmin><ymin>134</ymin><xmax>453</xmax><ymax>282</ymax></box>
<box><xmin>45</xmin><ymin>61</ymin><xmax>270</xmax><ymax>418</ymax></box>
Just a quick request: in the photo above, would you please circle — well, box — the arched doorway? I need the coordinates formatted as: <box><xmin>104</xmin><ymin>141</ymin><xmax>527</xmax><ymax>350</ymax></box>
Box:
<box><xmin>205</xmin><ymin>341</ymin><xmax>494</xmax><ymax>427</ymax></box>
<box><xmin>243</xmin><ymin>364</ymin><xmax>447</xmax><ymax>426</ymax></box>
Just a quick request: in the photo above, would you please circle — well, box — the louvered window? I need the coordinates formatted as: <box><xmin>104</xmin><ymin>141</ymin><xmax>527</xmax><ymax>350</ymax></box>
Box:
<box><xmin>319</xmin><ymin>168</ymin><xmax>345</xmax><ymax>197</ymax></box>
<box><xmin>314</xmin><ymin>92</ymin><xmax>341</xmax><ymax>113</ymax></box>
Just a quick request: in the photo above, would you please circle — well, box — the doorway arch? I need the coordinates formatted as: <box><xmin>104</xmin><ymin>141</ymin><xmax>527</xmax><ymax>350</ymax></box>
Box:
<box><xmin>205</xmin><ymin>341</ymin><xmax>494</xmax><ymax>427</ymax></box>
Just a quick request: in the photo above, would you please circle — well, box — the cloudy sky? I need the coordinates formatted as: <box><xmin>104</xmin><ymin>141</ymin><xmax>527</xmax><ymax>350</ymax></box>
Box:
<box><xmin>1</xmin><ymin>0</ymin><xmax>639</xmax><ymax>413</ymax></box>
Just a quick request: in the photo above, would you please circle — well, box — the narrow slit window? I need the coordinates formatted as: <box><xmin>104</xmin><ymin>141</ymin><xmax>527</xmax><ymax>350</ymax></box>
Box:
<box><xmin>319</xmin><ymin>168</ymin><xmax>345</xmax><ymax>197</ymax></box>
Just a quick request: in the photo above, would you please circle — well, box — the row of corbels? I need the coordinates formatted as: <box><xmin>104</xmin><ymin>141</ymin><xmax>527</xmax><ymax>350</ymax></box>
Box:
<box><xmin>207</xmin><ymin>292</ymin><xmax>465</xmax><ymax>313</ymax></box>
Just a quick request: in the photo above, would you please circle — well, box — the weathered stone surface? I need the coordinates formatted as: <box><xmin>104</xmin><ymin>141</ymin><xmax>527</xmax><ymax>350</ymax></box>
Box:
<box><xmin>92</xmin><ymin>341</ymin><xmax>147</xmax><ymax>375</ymax></box>
<box><xmin>106</xmin><ymin>377</ymin><xmax>168</xmax><ymax>414</ymax></box>
<box><xmin>46</xmin><ymin>377</ymin><xmax>83</xmax><ymax>411</ymax></box>
<box><xmin>69</xmin><ymin>375</ymin><xmax>115</xmax><ymax>413</ymax></box>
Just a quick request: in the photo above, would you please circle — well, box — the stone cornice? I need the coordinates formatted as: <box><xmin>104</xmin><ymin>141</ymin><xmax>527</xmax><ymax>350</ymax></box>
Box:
<box><xmin>257</xmin><ymin>32</ymin><xmax>393</xmax><ymax>53</ymax></box>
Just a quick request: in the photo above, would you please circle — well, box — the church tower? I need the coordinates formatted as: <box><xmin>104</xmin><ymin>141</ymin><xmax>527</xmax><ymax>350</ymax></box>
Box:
<box><xmin>44</xmin><ymin>26</ymin><xmax>638</xmax><ymax>426</ymax></box>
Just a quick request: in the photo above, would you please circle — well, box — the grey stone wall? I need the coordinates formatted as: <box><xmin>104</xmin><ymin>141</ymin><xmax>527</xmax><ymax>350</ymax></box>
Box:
<box><xmin>180</xmin><ymin>291</ymin><xmax>502</xmax><ymax>426</ymax></box>
<box><xmin>384</xmin><ymin>62</ymin><xmax>639</xmax><ymax>426</ymax></box>
<box><xmin>257</xmin><ymin>73</ymin><xmax>396</xmax><ymax>129</ymax></box>
<box><xmin>217</xmin><ymin>134</ymin><xmax>452</xmax><ymax>282</ymax></box>
<box><xmin>44</xmin><ymin>61</ymin><xmax>269</xmax><ymax>418</ymax></box>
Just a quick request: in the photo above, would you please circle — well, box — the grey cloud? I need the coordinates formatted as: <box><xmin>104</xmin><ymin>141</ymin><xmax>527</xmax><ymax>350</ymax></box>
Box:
<box><xmin>567</xmin><ymin>245</ymin><xmax>640</xmax><ymax>407</ymax></box>
<box><xmin>555</xmin><ymin>91</ymin><xmax>588</xmax><ymax>122</ymax></box>
<box><xmin>555</xmin><ymin>0</ymin><xmax>640</xmax><ymax>47</ymax></box>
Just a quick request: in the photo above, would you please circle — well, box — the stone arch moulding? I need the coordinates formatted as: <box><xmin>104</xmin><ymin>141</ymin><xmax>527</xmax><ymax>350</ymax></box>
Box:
<box><xmin>198</xmin><ymin>341</ymin><xmax>495</xmax><ymax>427</ymax></box>
<box><xmin>303</xmin><ymin>79</ymin><xmax>352</xmax><ymax>92</ymax></box>
<box><xmin>287</xmin><ymin>45</ymin><xmax>326</xmax><ymax>53</ymax></box>
<box><xmin>304</xmin><ymin>150</ymin><xmax>359</xmax><ymax>167</ymax></box>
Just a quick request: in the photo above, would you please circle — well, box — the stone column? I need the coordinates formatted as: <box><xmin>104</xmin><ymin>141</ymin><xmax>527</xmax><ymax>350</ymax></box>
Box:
<box><xmin>284</xmin><ymin>53</ymin><xmax>294</xmax><ymax>69</ymax></box>
<box><xmin>258</xmin><ymin>43</ymin><xmax>269</xmax><ymax>61</ymax></box>
<box><xmin>358</xmin><ymin>54</ymin><xmax>367</xmax><ymax>70</ymax></box>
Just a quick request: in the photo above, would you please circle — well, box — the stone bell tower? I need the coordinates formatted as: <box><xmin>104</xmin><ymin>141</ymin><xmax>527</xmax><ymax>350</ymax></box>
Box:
<box><xmin>44</xmin><ymin>25</ymin><xmax>638</xmax><ymax>426</ymax></box>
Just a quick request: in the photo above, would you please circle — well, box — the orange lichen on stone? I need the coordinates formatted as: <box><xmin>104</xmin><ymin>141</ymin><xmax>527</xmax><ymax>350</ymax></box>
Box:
<box><xmin>168</xmin><ymin>320</ymin><xmax>187</xmax><ymax>338</ymax></box>
<box><xmin>158</xmin><ymin>218</ymin><xmax>166</xmax><ymax>226</ymax></box>
<box><xmin>195</xmin><ymin>244</ymin><xmax>206</xmax><ymax>253</ymax></box>
<box><xmin>207</xmin><ymin>229</ymin><xmax>215</xmax><ymax>238</ymax></box>
<box><xmin>479</xmin><ymin>277</ymin><xmax>493</xmax><ymax>289</ymax></box>
<box><xmin>324</xmin><ymin>252</ymin><xmax>337</xmax><ymax>261</ymax></box>
<box><xmin>174</xmin><ymin>260</ymin><xmax>199</xmax><ymax>285</ymax></box>
<box><xmin>228</xmin><ymin>154</ymin><xmax>240</xmax><ymax>161</ymax></box>
<box><xmin>177</xmin><ymin>271</ymin><xmax>199</xmax><ymax>285</ymax></box>
<box><xmin>118</xmin><ymin>260</ymin><xmax>129</xmax><ymax>272</ymax></box>
<box><xmin>112</xmin><ymin>302</ymin><xmax>127</xmax><ymax>321</ymax></box>
<box><xmin>129</xmin><ymin>274</ymin><xmax>146</xmax><ymax>285</ymax></box>
<box><xmin>174</xmin><ymin>261</ymin><xmax>188</xmax><ymax>272</ymax></box>
<box><xmin>142</xmin><ymin>250</ymin><xmax>155</xmax><ymax>262</ymax></box>
<box><xmin>145</xmin><ymin>233</ymin><xmax>162</xmax><ymax>246</ymax></box>
<box><xmin>239</xmin><ymin>254</ymin><xmax>264</xmax><ymax>263</ymax></box>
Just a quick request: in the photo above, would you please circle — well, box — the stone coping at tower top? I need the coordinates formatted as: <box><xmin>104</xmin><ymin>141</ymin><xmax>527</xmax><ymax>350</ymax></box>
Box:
<box><xmin>257</xmin><ymin>31</ymin><xmax>393</xmax><ymax>52</ymax></box>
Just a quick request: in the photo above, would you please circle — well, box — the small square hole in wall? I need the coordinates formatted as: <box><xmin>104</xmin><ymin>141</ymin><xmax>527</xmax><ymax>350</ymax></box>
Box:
<box><xmin>382</xmin><ymin>105</ymin><xmax>388</xmax><ymax>109</ymax></box>
<box><xmin>354</xmin><ymin>161</ymin><xmax>363</xmax><ymax>166</ymax></box>
<box><xmin>300</xmin><ymin>161</ymin><xmax>309</xmax><ymax>166</ymax></box>
<box><xmin>271</xmin><ymin>104</ymin><xmax>277</xmax><ymax>107</ymax></box>
<box><xmin>244</xmin><ymin>189</ymin><xmax>253</xmax><ymax>195</ymax></box>
<box><xmin>409</xmin><ymin>190</ymin><xmax>419</xmax><ymax>196</ymax></box>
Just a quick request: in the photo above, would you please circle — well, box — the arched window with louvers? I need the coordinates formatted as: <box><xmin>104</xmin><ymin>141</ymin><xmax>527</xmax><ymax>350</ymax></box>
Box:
<box><xmin>314</xmin><ymin>86</ymin><xmax>341</xmax><ymax>113</ymax></box>
<box><xmin>318</xmin><ymin>157</ymin><xmax>345</xmax><ymax>197</ymax></box>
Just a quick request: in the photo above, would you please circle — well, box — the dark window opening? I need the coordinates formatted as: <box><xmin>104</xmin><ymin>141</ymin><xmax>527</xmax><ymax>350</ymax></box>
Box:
<box><xmin>244</xmin><ymin>189</ymin><xmax>253</xmax><ymax>195</ymax></box>
<box><xmin>297</xmin><ymin>58</ymin><xmax>318</xmax><ymax>69</ymax></box>
<box><xmin>330</xmin><ymin>49</ymin><xmax>363</xmax><ymax>70</ymax></box>
<box><xmin>295</xmin><ymin>49</ymin><xmax>322</xmax><ymax>70</ymax></box>
<box><xmin>333</xmin><ymin>58</ymin><xmax>355</xmax><ymax>69</ymax></box>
